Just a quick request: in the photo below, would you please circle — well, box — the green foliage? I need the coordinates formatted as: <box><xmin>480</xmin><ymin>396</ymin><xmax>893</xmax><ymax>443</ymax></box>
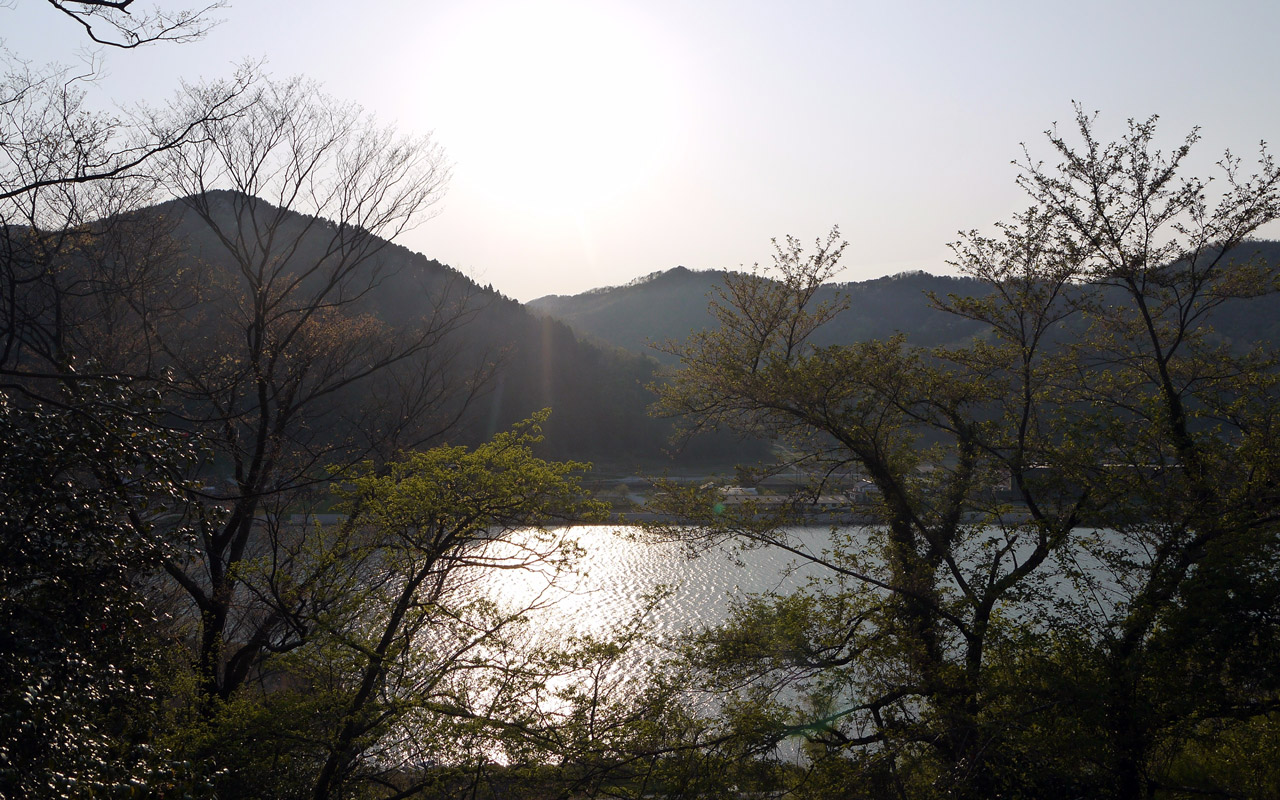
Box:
<box><xmin>197</xmin><ymin>413</ymin><xmax>632</xmax><ymax>799</ymax></box>
<box><xmin>1162</xmin><ymin>714</ymin><xmax>1280</xmax><ymax>798</ymax></box>
<box><xmin>0</xmin><ymin>382</ymin><xmax>210</xmax><ymax>799</ymax></box>
<box><xmin>652</xmin><ymin>111</ymin><xmax>1280</xmax><ymax>798</ymax></box>
<box><xmin>341</xmin><ymin>410</ymin><xmax>607</xmax><ymax>530</ymax></box>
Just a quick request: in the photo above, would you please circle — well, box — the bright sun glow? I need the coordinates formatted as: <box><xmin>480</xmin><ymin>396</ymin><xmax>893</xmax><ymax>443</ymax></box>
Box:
<box><xmin>432</xmin><ymin>0</ymin><xmax>684</xmax><ymax>216</ymax></box>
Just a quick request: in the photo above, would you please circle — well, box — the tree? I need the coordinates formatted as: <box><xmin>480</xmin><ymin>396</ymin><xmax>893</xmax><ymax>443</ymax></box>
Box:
<box><xmin>3</xmin><ymin>7</ymin><xmax>527</xmax><ymax>791</ymax></box>
<box><xmin>992</xmin><ymin>109</ymin><xmax>1280</xmax><ymax>798</ymax></box>
<box><xmin>652</xmin><ymin>227</ymin><xmax>1085</xmax><ymax>797</ymax></box>
<box><xmin>651</xmin><ymin>111</ymin><xmax>1280</xmax><ymax>798</ymax></box>
<box><xmin>0</xmin><ymin>380</ymin><xmax>211</xmax><ymax>799</ymax></box>
<box><xmin>95</xmin><ymin>74</ymin><xmax>489</xmax><ymax>710</ymax></box>
<box><xmin>0</xmin><ymin>6</ymin><xmax>252</xmax><ymax>796</ymax></box>
<box><xmin>1</xmin><ymin>2</ymin><xmax>236</xmax><ymax>206</ymax></box>
<box><xmin>304</xmin><ymin>413</ymin><xmax>607</xmax><ymax>799</ymax></box>
<box><xmin>181</xmin><ymin>414</ymin><xmax>685</xmax><ymax>800</ymax></box>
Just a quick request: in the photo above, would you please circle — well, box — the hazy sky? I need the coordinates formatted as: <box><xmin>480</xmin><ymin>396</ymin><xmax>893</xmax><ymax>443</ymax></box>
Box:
<box><xmin>7</xmin><ymin>0</ymin><xmax>1280</xmax><ymax>301</ymax></box>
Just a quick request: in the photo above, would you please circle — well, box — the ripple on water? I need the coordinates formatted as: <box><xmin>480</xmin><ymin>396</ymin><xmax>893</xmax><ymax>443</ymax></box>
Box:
<box><xmin>457</xmin><ymin>525</ymin><xmax>845</xmax><ymax>665</ymax></box>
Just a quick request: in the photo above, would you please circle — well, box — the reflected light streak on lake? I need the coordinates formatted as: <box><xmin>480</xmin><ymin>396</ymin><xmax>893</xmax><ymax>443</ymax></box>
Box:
<box><xmin>460</xmin><ymin>524</ymin><xmax>1128</xmax><ymax>658</ymax></box>
<box><xmin>463</xmin><ymin>525</ymin><xmax>840</xmax><ymax>654</ymax></box>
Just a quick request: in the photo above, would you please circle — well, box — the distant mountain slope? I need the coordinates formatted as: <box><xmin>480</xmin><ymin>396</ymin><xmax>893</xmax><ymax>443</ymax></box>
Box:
<box><xmin>530</xmin><ymin>241</ymin><xmax>1280</xmax><ymax>362</ymax></box>
<box><xmin>529</xmin><ymin>267</ymin><xmax>728</xmax><ymax>362</ymax></box>
<box><xmin>141</xmin><ymin>192</ymin><xmax>765</xmax><ymax>469</ymax></box>
<box><xmin>529</xmin><ymin>267</ymin><xmax>993</xmax><ymax>362</ymax></box>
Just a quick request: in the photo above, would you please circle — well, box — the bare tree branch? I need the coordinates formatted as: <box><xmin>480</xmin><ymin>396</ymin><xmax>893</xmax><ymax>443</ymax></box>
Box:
<box><xmin>43</xmin><ymin>0</ymin><xmax>225</xmax><ymax>49</ymax></box>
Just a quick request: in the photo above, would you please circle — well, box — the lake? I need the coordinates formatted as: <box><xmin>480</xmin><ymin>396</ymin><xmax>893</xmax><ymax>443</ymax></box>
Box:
<box><xmin>463</xmin><ymin>522</ymin><xmax>1127</xmax><ymax>672</ymax></box>
<box><xmin>459</xmin><ymin>524</ymin><xmax>843</xmax><ymax>679</ymax></box>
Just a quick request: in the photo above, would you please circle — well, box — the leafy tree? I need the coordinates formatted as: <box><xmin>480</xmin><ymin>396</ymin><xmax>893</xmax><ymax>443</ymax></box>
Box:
<box><xmin>650</xmin><ymin>226</ymin><xmax>1066</xmax><ymax>797</ymax></box>
<box><xmin>180</xmin><ymin>412</ymin><xmax>751</xmax><ymax>800</ymax></box>
<box><xmin>106</xmin><ymin>75</ymin><xmax>480</xmax><ymax>707</ymax></box>
<box><xmin>180</xmin><ymin>413</ymin><xmax>655</xmax><ymax>800</ymax></box>
<box><xmin>990</xmin><ymin>108</ymin><xmax>1280</xmax><ymax>798</ymax></box>
<box><xmin>306</xmin><ymin>413</ymin><xmax>606</xmax><ymax>799</ymax></box>
<box><xmin>651</xmin><ymin>111</ymin><xmax>1280</xmax><ymax>798</ymax></box>
<box><xmin>0</xmin><ymin>5</ymin><xmax>249</xmax><ymax>796</ymax></box>
<box><xmin>0</xmin><ymin>380</ymin><xmax>208</xmax><ymax>799</ymax></box>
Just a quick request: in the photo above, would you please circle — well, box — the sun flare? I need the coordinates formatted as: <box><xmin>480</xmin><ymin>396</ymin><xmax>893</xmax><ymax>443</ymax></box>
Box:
<box><xmin>432</xmin><ymin>1</ymin><xmax>684</xmax><ymax>216</ymax></box>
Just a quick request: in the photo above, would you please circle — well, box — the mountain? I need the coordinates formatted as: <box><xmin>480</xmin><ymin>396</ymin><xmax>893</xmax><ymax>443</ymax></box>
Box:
<box><xmin>529</xmin><ymin>242</ymin><xmax>1280</xmax><ymax>362</ymax></box>
<box><xmin>57</xmin><ymin>191</ymin><xmax>768</xmax><ymax>470</ymax></box>
<box><xmin>20</xmin><ymin>189</ymin><xmax>1276</xmax><ymax>473</ymax></box>
<box><xmin>529</xmin><ymin>267</ymin><xmax>993</xmax><ymax>362</ymax></box>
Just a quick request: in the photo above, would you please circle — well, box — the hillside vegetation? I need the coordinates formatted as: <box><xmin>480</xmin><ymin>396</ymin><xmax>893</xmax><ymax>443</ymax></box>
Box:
<box><xmin>531</xmin><ymin>242</ymin><xmax>1280</xmax><ymax>362</ymax></box>
<box><xmin>128</xmin><ymin>191</ymin><xmax>764</xmax><ymax>470</ymax></box>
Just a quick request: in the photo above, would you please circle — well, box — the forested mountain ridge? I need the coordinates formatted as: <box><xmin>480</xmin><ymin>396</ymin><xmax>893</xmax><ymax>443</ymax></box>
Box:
<box><xmin>529</xmin><ymin>267</ymin><xmax>992</xmax><ymax>361</ymax></box>
<box><xmin>152</xmin><ymin>191</ymin><xmax>767</xmax><ymax>468</ymax></box>
<box><xmin>13</xmin><ymin>188</ymin><xmax>1276</xmax><ymax>470</ymax></box>
<box><xmin>530</xmin><ymin>240</ymin><xmax>1280</xmax><ymax>360</ymax></box>
<box><xmin>5</xmin><ymin>190</ymin><xmax>760</xmax><ymax>468</ymax></box>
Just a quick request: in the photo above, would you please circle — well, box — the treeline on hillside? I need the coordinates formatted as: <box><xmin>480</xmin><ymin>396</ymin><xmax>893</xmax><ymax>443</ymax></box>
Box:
<box><xmin>3</xmin><ymin>186</ymin><xmax>761</xmax><ymax>470</ymax></box>
<box><xmin>142</xmin><ymin>190</ymin><xmax>762</xmax><ymax>468</ymax></box>
<box><xmin>529</xmin><ymin>266</ymin><xmax>994</xmax><ymax>362</ymax></box>
<box><xmin>530</xmin><ymin>243</ymin><xmax>1280</xmax><ymax>363</ymax></box>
